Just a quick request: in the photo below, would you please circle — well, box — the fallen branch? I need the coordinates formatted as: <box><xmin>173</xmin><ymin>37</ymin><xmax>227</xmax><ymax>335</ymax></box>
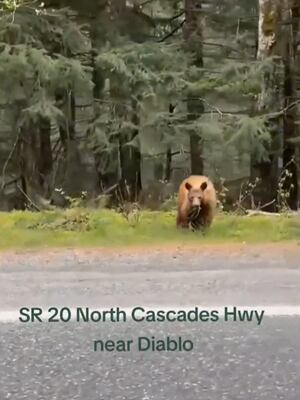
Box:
<box><xmin>245</xmin><ymin>210</ymin><xmax>299</xmax><ymax>217</ymax></box>
<box><xmin>245</xmin><ymin>210</ymin><xmax>281</xmax><ymax>217</ymax></box>
<box><xmin>100</xmin><ymin>183</ymin><xmax>119</xmax><ymax>196</ymax></box>
<box><xmin>16</xmin><ymin>183</ymin><xmax>41</xmax><ymax>211</ymax></box>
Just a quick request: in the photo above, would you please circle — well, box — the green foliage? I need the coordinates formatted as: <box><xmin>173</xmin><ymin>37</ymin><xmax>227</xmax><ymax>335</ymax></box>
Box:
<box><xmin>90</xmin><ymin>2</ymin><xmax>275</xmax><ymax>166</ymax></box>
<box><xmin>0</xmin><ymin>45</ymin><xmax>92</xmax><ymax>126</ymax></box>
<box><xmin>96</xmin><ymin>42</ymin><xmax>189</xmax><ymax>97</ymax></box>
<box><xmin>227</xmin><ymin>116</ymin><xmax>272</xmax><ymax>162</ymax></box>
<box><xmin>23</xmin><ymin>210</ymin><xmax>92</xmax><ymax>232</ymax></box>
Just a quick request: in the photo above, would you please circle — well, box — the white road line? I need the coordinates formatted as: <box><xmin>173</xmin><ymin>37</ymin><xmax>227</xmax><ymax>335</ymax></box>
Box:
<box><xmin>1</xmin><ymin>306</ymin><xmax>300</xmax><ymax>323</ymax></box>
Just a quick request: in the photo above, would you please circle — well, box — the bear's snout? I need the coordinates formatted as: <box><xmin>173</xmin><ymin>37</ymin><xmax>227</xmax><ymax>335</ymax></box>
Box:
<box><xmin>191</xmin><ymin>198</ymin><xmax>201</xmax><ymax>207</ymax></box>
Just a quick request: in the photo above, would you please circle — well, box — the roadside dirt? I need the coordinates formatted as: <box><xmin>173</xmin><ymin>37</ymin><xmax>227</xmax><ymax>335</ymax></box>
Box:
<box><xmin>0</xmin><ymin>242</ymin><xmax>299</xmax><ymax>267</ymax></box>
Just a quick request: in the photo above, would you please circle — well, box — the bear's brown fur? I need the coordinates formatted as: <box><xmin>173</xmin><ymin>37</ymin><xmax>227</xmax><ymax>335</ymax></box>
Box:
<box><xmin>176</xmin><ymin>175</ymin><xmax>217</xmax><ymax>230</ymax></box>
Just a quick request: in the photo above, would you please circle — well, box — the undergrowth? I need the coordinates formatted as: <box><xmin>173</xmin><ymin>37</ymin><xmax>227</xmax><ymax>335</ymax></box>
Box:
<box><xmin>0</xmin><ymin>208</ymin><xmax>299</xmax><ymax>250</ymax></box>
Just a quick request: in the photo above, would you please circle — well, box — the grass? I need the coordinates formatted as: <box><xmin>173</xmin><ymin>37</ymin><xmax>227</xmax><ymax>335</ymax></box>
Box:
<box><xmin>0</xmin><ymin>208</ymin><xmax>299</xmax><ymax>251</ymax></box>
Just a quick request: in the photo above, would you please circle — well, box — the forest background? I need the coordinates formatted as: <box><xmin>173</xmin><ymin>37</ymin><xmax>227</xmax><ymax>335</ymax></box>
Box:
<box><xmin>0</xmin><ymin>0</ymin><xmax>299</xmax><ymax>214</ymax></box>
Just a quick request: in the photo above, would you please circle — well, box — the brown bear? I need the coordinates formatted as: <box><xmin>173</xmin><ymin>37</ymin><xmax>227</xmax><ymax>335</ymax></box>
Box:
<box><xmin>176</xmin><ymin>175</ymin><xmax>217</xmax><ymax>231</ymax></box>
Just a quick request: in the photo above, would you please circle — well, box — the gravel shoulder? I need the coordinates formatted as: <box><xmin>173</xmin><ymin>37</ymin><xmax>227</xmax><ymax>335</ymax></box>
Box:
<box><xmin>0</xmin><ymin>243</ymin><xmax>299</xmax><ymax>310</ymax></box>
<box><xmin>1</xmin><ymin>242</ymin><xmax>299</xmax><ymax>268</ymax></box>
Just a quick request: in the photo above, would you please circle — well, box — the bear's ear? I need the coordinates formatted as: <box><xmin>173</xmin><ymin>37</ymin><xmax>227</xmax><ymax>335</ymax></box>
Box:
<box><xmin>200</xmin><ymin>181</ymin><xmax>208</xmax><ymax>191</ymax></box>
<box><xmin>185</xmin><ymin>182</ymin><xmax>192</xmax><ymax>191</ymax></box>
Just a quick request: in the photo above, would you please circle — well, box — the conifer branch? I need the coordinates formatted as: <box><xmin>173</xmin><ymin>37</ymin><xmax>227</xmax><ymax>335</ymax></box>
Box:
<box><xmin>266</xmin><ymin>100</ymin><xmax>300</xmax><ymax>118</ymax></box>
<box><xmin>158</xmin><ymin>19</ymin><xmax>185</xmax><ymax>43</ymax></box>
<box><xmin>138</xmin><ymin>0</ymin><xmax>155</xmax><ymax>7</ymax></box>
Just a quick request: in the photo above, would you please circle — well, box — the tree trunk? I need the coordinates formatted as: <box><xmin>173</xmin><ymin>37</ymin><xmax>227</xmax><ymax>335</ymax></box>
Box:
<box><xmin>119</xmin><ymin>98</ymin><xmax>142</xmax><ymax>202</ymax></box>
<box><xmin>89</xmin><ymin>0</ymin><xmax>125</xmax><ymax>195</ymax></box>
<box><xmin>109</xmin><ymin>0</ymin><xmax>126</xmax><ymax>18</ymax></box>
<box><xmin>164</xmin><ymin>103</ymin><xmax>176</xmax><ymax>182</ymax></box>
<box><xmin>188</xmin><ymin>97</ymin><xmax>205</xmax><ymax>175</ymax></box>
<box><xmin>184</xmin><ymin>0</ymin><xmax>203</xmax><ymax>68</ymax></box>
<box><xmin>184</xmin><ymin>0</ymin><xmax>204</xmax><ymax>175</ymax></box>
<box><xmin>38</xmin><ymin>117</ymin><xmax>53</xmax><ymax>198</ymax></box>
<box><xmin>18</xmin><ymin>123</ymin><xmax>53</xmax><ymax>210</ymax></box>
<box><xmin>293</xmin><ymin>1</ymin><xmax>300</xmax><ymax>209</ymax></box>
<box><xmin>282</xmin><ymin>57</ymin><xmax>298</xmax><ymax>210</ymax></box>
<box><xmin>251</xmin><ymin>0</ymin><xmax>285</xmax><ymax>211</ymax></box>
<box><xmin>282</xmin><ymin>0</ymin><xmax>300</xmax><ymax>210</ymax></box>
<box><xmin>109</xmin><ymin>0</ymin><xmax>142</xmax><ymax>202</ymax></box>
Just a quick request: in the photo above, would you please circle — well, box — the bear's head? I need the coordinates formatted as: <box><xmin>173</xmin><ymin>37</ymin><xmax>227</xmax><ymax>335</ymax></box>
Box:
<box><xmin>185</xmin><ymin>181</ymin><xmax>208</xmax><ymax>209</ymax></box>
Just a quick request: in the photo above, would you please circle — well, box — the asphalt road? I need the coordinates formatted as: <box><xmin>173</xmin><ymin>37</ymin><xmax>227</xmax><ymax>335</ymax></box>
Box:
<box><xmin>0</xmin><ymin>244</ymin><xmax>299</xmax><ymax>400</ymax></box>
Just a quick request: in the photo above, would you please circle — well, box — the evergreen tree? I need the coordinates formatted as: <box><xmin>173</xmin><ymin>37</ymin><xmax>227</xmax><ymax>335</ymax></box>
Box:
<box><xmin>0</xmin><ymin>1</ymin><xmax>93</xmax><ymax>209</ymax></box>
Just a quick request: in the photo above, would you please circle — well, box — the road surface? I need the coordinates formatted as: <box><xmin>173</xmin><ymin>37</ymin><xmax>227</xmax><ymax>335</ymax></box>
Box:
<box><xmin>0</xmin><ymin>244</ymin><xmax>299</xmax><ymax>400</ymax></box>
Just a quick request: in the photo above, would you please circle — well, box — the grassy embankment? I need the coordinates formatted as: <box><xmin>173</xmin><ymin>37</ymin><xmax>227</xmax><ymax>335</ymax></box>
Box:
<box><xmin>0</xmin><ymin>208</ymin><xmax>299</xmax><ymax>251</ymax></box>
